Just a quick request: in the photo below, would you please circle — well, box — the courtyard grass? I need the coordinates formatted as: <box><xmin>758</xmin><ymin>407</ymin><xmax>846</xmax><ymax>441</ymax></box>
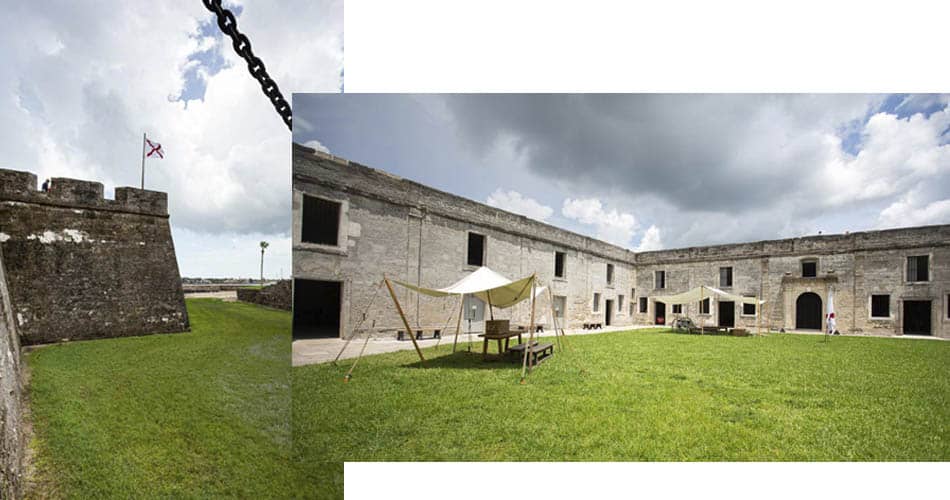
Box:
<box><xmin>25</xmin><ymin>298</ymin><xmax>294</xmax><ymax>498</ymax></box>
<box><xmin>295</xmin><ymin>330</ymin><xmax>950</xmax><ymax>496</ymax></box>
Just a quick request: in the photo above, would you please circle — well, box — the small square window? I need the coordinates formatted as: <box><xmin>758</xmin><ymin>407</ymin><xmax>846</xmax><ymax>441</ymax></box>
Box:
<box><xmin>606</xmin><ymin>263</ymin><xmax>615</xmax><ymax>285</ymax></box>
<box><xmin>742</xmin><ymin>302</ymin><xmax>756</xmax><ymax>316</ymax></box>
<box><xmin>719</xmin><ymin>267</ymin><xmax>733</xmax><ymax>287</ymax></box>
<box><xmin>672</xmin><ymin>304</ymin><xmax>682</xmax><ymax>314</ymax></box>
<box><xmin>802</xmin><ymin>260</ymin><xmax>817</xmax><ymax>278</ymax></box>
<box><xmin>699</xmin><ymin>298</ymin><xmax>710</xmax><ymax>314</ymax></box>
<box><xmin>871</xmin><ymin>294</ymin><xmax>890</xmax><ymax>318</ymax></box>
<box><xmin>467</xmin><ymin>232</ymin><xmax>485</xmax><ymax>266</ymax></box>
<box><xmin>655</xmin><ymin>270</ymin><xmax>666</xmax><ymax>289</ymax></box>
<box><xmin>593</xmin><ymin>293</ymin><xmax>601</xmax><ymax>312</ymax></box>
<box><xmin>554</xmin><ymin>251</ymin><xmax>566</xmax><ymax>278</ymax></box>
<box><xmin>907</xmin><ymin>255</ymin><xmax>929</xmax><ymax>282</ymax></box>
<box><xmin>301</xmin><ymin>195</ymin><xmax>341</xmax><ymax>245</ymax></box>
<box><xmin>639</xmin><ymin>297</ymin><xmax>648</xmax><ymax>313</ymax></box>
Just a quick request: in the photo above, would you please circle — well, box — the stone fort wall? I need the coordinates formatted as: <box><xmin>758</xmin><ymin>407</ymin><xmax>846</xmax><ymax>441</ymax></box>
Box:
<box><xmin>292</xmin><ymin>144</ymin><xmax>950</xmax><ymax>339</ymax></box>
<box><xmin>0</xmin><ymin>169</ymin><xmax>190</xmax><ymax>345</ymax></box>
<box><xmin>292</xmin><ymin>144</ymin><xmax>637</xmax><ymax>337</ymax></box>
<box><xmin>0</xmin><ymin>244</ymin><xmax>25</xmax><ymax>499</ymax></box>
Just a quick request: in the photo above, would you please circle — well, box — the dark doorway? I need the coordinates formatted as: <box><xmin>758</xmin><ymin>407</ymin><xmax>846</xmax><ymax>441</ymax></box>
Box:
<box><xmin>293</xmin><ymin>279</ymin><xmax>342</xmax><ymax>339</ymax></box>
<box><xmin>605</xmin><ymin>299</ymin><xmax>613</xmax><ymax>326</ymax></box>
<box><xmin>796</xmin><ymin>292</ymin><xmax>822</xmax><ymax>330</ymax></box>
<box><xmin>903</xmin><ymin>300</ymin><xmax>932</xmax><ymax>336</ymax></box>
<box><xmin>719</xmin><ymin>301</ymin><xmax>735</xmax><ymax>328</ymax></box>
<box><xmin>655</xmin><ymin>301</ymin><xmax>666</xmax><ymax>325</ymax></box>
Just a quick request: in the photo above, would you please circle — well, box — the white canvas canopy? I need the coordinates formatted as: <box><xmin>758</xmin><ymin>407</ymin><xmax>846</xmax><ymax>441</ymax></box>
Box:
<box><xmin>393</xmin><ymin>266</ymin><xmax>544</xmax><ymax>309</ymax></box>
<box><xmin>653</xmin><ymin>285</ymin><xmax>765</xmax><ymax>305</ymax></box>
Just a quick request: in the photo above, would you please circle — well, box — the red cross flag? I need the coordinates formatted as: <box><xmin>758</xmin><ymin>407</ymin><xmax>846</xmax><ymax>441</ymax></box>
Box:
<box><xmin>146</xmin><ymin>138</ymin><xmax>164</xmax><ymax>159</ymax></box>
<box><xmin>140</xmin><ymin>133</ymin><xmax>165</xmax><ymax>189</ymax></box>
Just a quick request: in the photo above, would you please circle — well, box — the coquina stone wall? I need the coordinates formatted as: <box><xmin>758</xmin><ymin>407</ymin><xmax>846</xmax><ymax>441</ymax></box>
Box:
<box><xmin>0</xmin><ymin>244</ymin><xmax>25</xmax><ymax>499</ymax></box>
<box><xmin>236</xmin><ymin>280</ymin><xmax>292</xmax><ymax>311</ymax></box>
<box><xmin>292</xmin><ymin>143</ymin><xmax>950</xmax><ymax>339</ymax></box>
<box><xmin>294</xmin><ymin>144</ymin><xmax>636</xmax><ymax>338</ymax></box>
<box><xmin>0</xmin><ymin>169</ymin><xmax>190</xmax><ymax>345</ymax></box>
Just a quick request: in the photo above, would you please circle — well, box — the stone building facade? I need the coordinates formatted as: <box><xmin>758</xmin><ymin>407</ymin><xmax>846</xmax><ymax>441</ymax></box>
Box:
<box><xmin>0</xmin><ymin>169</ymin><xmax>190</xmax><ymax>345</ymax></box>
<box><xmin>291</xmin><ymin>143</ymin><xmax>950</xmax><ymax>340</ymax></box>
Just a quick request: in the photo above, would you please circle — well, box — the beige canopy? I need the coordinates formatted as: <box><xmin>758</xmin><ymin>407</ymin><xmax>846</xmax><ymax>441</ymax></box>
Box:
<box><xmin>654</xmin><ymin>285</ymin><xmax>765</xmax><ymax>305</ymax></box>
<box><xmin>393</xmin><ymin>266</ymin><xmax>543</xmax><ymax>309</ymax></box>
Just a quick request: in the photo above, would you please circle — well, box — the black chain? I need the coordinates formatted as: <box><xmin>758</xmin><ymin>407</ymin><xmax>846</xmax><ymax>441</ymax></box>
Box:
<box><xmin>202</xmin><ymin>0</ymin><xmax>292</xmax><ymax>130</ymax></box>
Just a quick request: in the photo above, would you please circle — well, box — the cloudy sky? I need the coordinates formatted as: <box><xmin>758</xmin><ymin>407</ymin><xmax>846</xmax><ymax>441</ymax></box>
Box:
<box><xmin>293</xmin><ymin>94</ymin><xmax>950</xmax><ymax>252</ymax></box>
<box><xmin>1</xmin><ymin>1</ymin><xmax>342</xmax><ymax>278</ymax></box>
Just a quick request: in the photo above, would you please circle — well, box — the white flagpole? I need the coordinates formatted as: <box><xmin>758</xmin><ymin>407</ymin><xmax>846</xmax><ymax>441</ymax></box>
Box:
<box><xmin>140</xmin><ymin>132</ymin><xmax>146</xmax><ymax>189</ymax></box>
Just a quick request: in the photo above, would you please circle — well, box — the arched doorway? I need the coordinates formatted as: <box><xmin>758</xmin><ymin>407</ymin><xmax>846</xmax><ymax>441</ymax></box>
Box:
<box><xmin>796</xmin><ymin>292</ymin><xmax>822</xmax><ymax>330</ymax></box>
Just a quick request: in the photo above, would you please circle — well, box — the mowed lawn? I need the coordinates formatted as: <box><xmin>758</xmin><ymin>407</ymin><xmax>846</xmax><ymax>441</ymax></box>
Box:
<box><xmin>26</xmin><ymin>299</ymin><xmax>294</xmax><ymax>498</ymax></box>
<box><xmin>295</xmin><ymin>330</ymin><xmax>950</xmax><ymax>494</ymax></box>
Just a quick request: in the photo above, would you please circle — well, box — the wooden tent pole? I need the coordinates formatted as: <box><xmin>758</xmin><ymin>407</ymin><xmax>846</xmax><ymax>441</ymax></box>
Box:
<box><xmin>520</xmin><ymin>275</ymin><xmax>537</xmax><ymax>383</ymax></box>
<box><xmin>384</xmin><ymin>277</ymin><xmax>425</xmax><ymax>363</ymax></box>
<box><xmin>487</xmin><ymin>289</ymin><xmax>495</xmax><ymax>321</ymax></box>
<box><xmin>547</xmin><ymin>286</ymin><xmax>563</xmax><ymax>352</ymax></box>
<box><xmin>755</xmin><ymin>294</ymin><xmax>762</xmax><ymax>336</ymax></box>
<box><xmin>452</xmin><ymin>294</ymin><xmax>464</xmax><ymax>353</ymax></box>
<box><xmin>700</xmin><ymin>286</ymin><xmax>705</xmax><ymax>335</ymax></box>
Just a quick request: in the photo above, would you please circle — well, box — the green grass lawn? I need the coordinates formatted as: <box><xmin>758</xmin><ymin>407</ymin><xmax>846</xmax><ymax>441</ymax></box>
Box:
<box><xmin>295</xmin><ymin>330</ymin><xmax>950</xmax><ymax>496</ymax></box>
<box><xmin>26</xmin><ymin>299</ymin><xmax>293</xmax><ymax>498</ymax></box>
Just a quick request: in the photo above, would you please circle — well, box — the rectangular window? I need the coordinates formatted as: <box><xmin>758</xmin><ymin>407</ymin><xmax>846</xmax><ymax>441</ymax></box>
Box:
<box><xmin>719</xmin><ymin>267</ymin><xmax>733</xmax><ymax>287</ymax></box>
<box><xmin>699</xmin><ymin>298</ymin><xmax>710</xmax><ymax>314</ymax></box>
<box><xmin>553</xmin><ymin>295</ymin><xmax>566</xmax><ymax>319</ymax></box>
<box><xmin>907</xmin><ymin>255</ymin><xmax>929</xmax><ymax>282</ymax></box>
<box><xmin>672</xmin><ymin>304</ymin><xmax>682</xmax><ymax>314</ymax></box>
<box><xmin>742</xmin><ymin>301</ymin><xmax>756</xmax><ymax>316</ymax></box>
<box><xmin>617</xmin><ymin>295</ymin><xmax>624</xmax><ymax>312</ymax></box>
<box><xmin>593</xmin><ymin>293</ymin><xmax>601</xmax><ymax>312</ymax></box>
<box><xmin>802</xmin><ymin>260</ymin><xmax>817</xmax><ymax>278</ymax></box>
<box><xmin>606</xmin><ymin>263</ymin><xmax>615</xmax><ymax>285</ymax></box>
<box><xmin>947</xmin><ymin>294</ymin><xmax>950</xmax><ymax>319</ymax></box>
<box><xmin>871</xmin><ymin>294</ymin><xmax>890</xmax><ymax>318</ymax></box>
<box><xmin>655</xmin><ymin>270</ymin><xmax>666</xmax><ymax>289</ymax></box>
<box><xmin>467</xmin><ymin>232</ymin><xmax>485</xmax><ymax>266</ymax></box>
<box><xmin>554</xmin><ymin>251</ymin><xmax>566</xmax><ymax>278</ymax></box>
<box><xmin>639</xmin><ymin>297</ymin><xmax>648</xmax><ymax>313</ymax></box>
<box><xmin>301</xmin><ymin>195</ymin><xmax>341</xmax><ymax>245</ymax></box>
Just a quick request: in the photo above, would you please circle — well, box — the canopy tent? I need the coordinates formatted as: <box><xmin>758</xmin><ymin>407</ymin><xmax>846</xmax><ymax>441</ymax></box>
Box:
<box><xmin>393</xmin><ymin>266</ymin><xmax>545</xmax><ymax>309</ymax></box>
<box><xmin>345</xmin><ymin>267</ymin><xmax>560</xmax><ymax>383</ymax></box>
<box><xmin>653</xmin><ymin>285</ymin><xmax>765</xmax><ymax>305</ymax></box>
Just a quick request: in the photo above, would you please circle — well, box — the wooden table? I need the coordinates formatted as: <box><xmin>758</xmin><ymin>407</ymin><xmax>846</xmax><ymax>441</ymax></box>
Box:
<box><xmin>478</xmin><ymin>330</ymin><xmax>524</xmax><ymax>359</ymax></box>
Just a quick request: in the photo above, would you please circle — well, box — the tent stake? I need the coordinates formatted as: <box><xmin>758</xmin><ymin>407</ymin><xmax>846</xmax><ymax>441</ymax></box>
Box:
<box><xmin>384</xmin><ymin>277</ymin><xmax>426</xmax><ymax>363</ymax></box>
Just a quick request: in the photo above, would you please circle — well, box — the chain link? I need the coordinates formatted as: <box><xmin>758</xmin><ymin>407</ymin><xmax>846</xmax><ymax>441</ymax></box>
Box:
<box><xmin>202</xmin><ymin>0</ymin><xmax>292</xmax><ymax>130</ymax></box>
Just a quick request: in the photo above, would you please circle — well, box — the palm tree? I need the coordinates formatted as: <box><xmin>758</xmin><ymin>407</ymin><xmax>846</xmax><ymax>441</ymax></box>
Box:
<box><xmin>259</xmin><ymin>241</ymin><xmax>269</xmax><ymax>289</ymax></box>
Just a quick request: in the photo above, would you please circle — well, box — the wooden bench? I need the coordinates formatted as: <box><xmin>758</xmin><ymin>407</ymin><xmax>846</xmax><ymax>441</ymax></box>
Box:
<box><xmin>396</xmin><ymin>328</ymin><xmax>442</xmax><ymax>341</ymax></box>
<box><xmin>509</xmin><ymin>342</ymin><xmax>554</xmax><ymax>366</ymax></box>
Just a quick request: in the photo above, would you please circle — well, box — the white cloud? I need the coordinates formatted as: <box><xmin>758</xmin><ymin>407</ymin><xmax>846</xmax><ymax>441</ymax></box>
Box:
<box><xmin>0</xmin><ymin>1</ymin><xmax>343</xmax><ymax>276</ymax></box>
<box><xmin>878</xmin><ymin>194</ymin><xmax>950</xmax><ymax>228</ymax></box>
<box><xmin>635</xmin><ymin>225</ymin><xmax>663</xmax><ymax>251</ymax></box>
<box><xmin>486</xmin><ymin>188</ymin><xmax>553</xmax><ymax>221</ymax></box>
<box><xmin>303</xmin><ymin>139</ymin><xmax>330</xmax><ymax>154</ymax></box>
<box><xmin>562</xmin><ymin>197</ymin><xmax>638</xmax><ymax>247</ymax></box>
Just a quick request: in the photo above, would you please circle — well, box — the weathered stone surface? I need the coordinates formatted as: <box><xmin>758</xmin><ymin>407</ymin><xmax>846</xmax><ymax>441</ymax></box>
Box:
<box><xmin>236</xmin><ymin>280</ymin><xmax>291</xmax><ymax>311</ymax></box>
<box><xmin>0</xmin><ymin>245</ymin><xmax>25</xmax><ymax>499</ymax></box>
<box><xmin>292</xmin><ymin>144</ymin><xmax>950</xmax><ymax>339</ymax></box>
<box><xmin>0</xmin><ymin>168</ymin><xmax>190</xmax><ymax>345</ymax></box>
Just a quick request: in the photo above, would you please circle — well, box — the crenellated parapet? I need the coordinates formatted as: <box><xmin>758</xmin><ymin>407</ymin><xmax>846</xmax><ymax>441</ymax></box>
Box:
<box><xmin>0</xmin><ymin>168</ymin><xmax>188</xmax><ymax>345</ymax></box>
<box><xmin>0</xmin><ymin>168</ymin><xmax>167</xmax><ymax>217</ymax></box>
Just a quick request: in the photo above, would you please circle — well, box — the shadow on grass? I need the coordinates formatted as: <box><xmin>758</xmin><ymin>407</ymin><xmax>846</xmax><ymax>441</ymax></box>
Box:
<box><xmin>402</xmin><ymin>350</ymin><xmax>523</xmax><ymax>370</ymax></box>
